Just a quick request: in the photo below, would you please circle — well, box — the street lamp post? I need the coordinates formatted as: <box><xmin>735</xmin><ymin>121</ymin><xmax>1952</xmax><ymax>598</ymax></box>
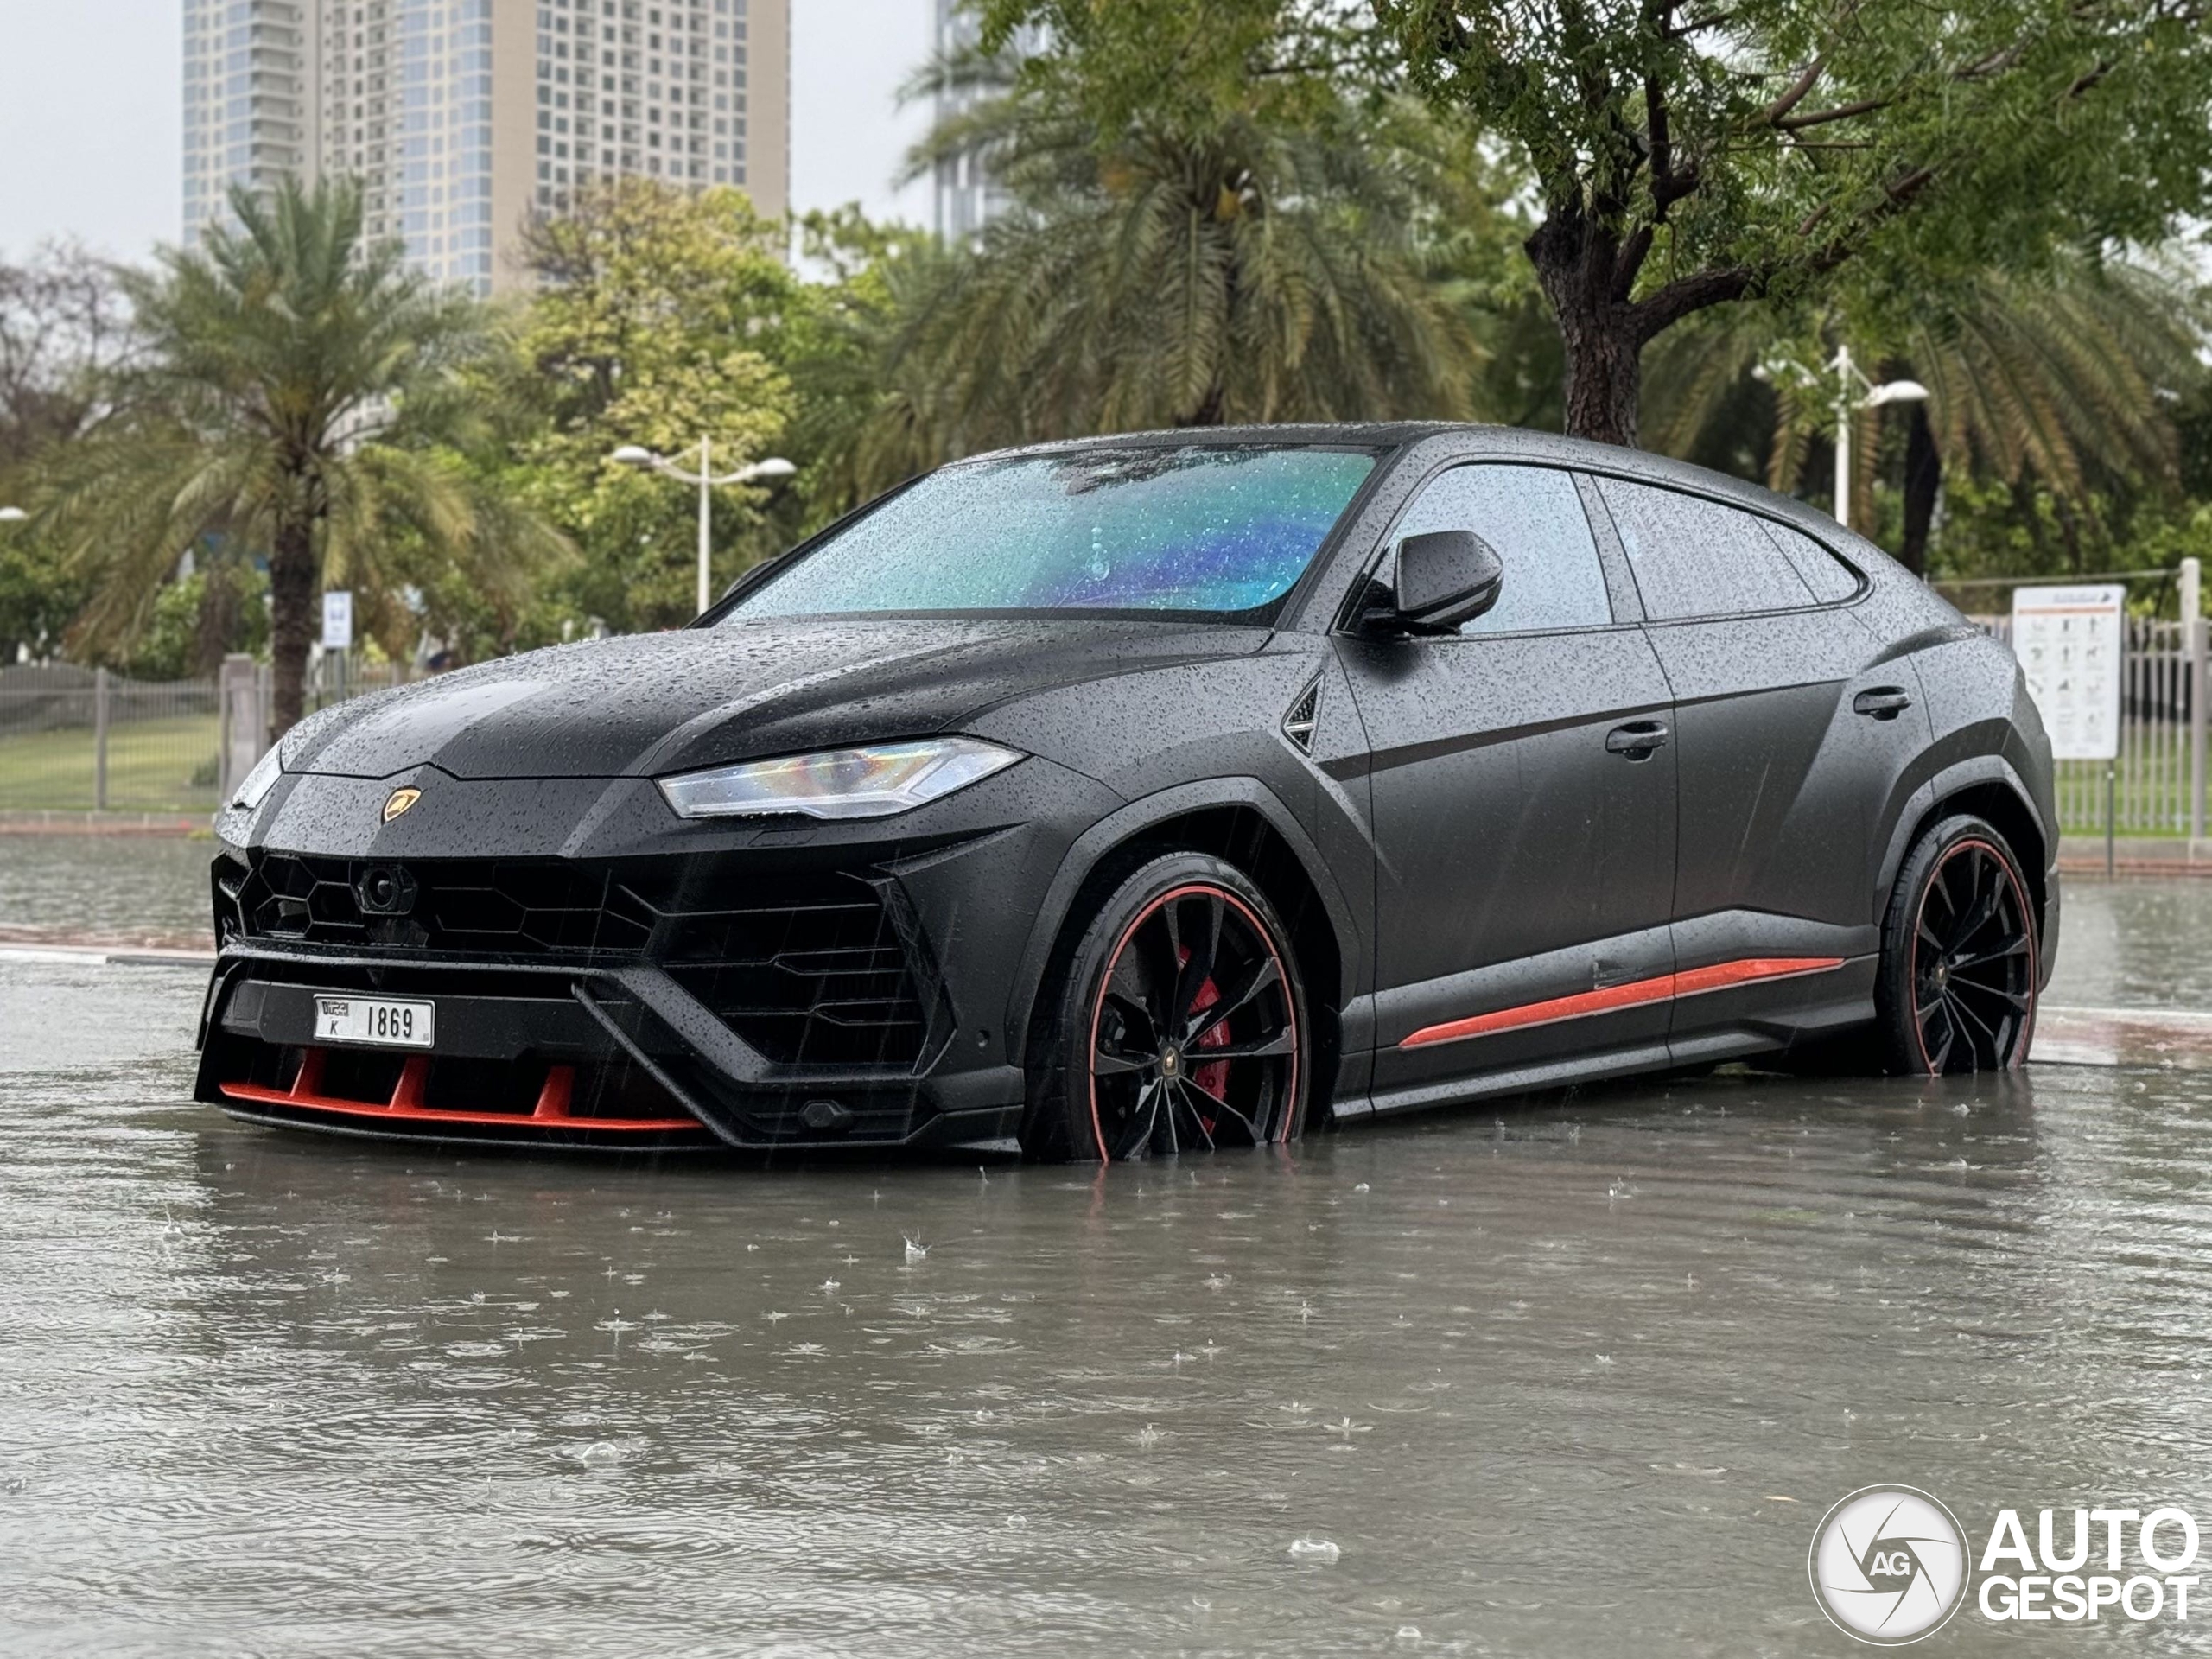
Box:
<box><xmin>611</xmin><ymin>441</ymin><xmax>797</xmax><ymax>615</ymax></box>
<box><xmin>1830</xmin><ymin>345</ymin><xmax>1929</xmax><ymax>533</ymax></box>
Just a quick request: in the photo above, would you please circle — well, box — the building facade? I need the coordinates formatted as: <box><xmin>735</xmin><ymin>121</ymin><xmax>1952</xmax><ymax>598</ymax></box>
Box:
<box><xmin>183</xmin><ymin>0</ymin><xmax>791</xmax><ymax>294</ymax></box>
<box><xmin>929</xmin><ymin>0</ymin><xmax>1027</xmax><ymax>245</ymax></box>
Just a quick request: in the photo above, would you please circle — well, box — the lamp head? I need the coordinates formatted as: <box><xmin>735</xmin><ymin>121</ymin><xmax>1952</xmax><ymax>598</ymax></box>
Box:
<box><xmin>741</xmin><ymin>457</ymin><xmax>798</xmax><ymax>483</ymax></box>
<box><xmin>609</xmin><ymin>445</ymin><xmax>658</xmax><ymax>467</ymax></box>
<box><xmin>1866</xmin><ymin>380</ymin><xmax>1930</xmax><ymax>409</ymax></box>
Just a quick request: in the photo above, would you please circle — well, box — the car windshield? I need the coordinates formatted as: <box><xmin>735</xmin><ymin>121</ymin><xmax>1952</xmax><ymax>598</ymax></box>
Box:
<box><xmin>727</xmin><ymin>444</ymin><xmax>1378</xmax><ymax>620</ymax></box>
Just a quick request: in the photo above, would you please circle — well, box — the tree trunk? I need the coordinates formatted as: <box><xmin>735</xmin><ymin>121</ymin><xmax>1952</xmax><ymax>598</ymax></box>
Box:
<box><xmin>1898</xmin><ymin>406</ymin><xmax>1940</xmax><ymax>576</ymax></box>
<box><xmin>267</xmin><ymin>516</ymin><xmax>316</xmax><ymax>740</ymax></box>
<box><xmin>194</xmin><ymin>561</ymin><xmax>241</xmax><ymax>679</ymax></box>
<box><xmin>1554</xmin><ymin>308</ymin><xmax>1643</xmax><ymax>448</ymax></box>
<box><xmin>1526</xmin><ymin>213</ymin><xmax>1643</xmax><ymax>448</ymax></box>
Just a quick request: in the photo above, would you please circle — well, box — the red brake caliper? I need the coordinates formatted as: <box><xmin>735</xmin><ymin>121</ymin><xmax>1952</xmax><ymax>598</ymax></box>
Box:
<box><xmin>1178</xmin><ymin>948</ymin><xmax>1232</xmax><ymax>1129</ymax></box>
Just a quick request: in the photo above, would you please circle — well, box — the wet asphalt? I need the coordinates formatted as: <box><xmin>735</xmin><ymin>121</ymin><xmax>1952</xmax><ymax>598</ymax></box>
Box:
<box><xmin>3</xmin><ymin>837</ymin><xmax>2212</xmax><ymax>1656</ymax></box>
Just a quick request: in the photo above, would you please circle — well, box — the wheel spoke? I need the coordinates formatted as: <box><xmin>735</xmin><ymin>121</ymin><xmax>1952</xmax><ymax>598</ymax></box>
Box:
<box><xmin>1171</xmin><ymin>1083</ymin><xmax>1217</xmax><ymax>1150</ymax></box>
<box><xmin>1121</xmin><ymin>1077</ymin><xmax>1165</xmax><ymax>1155</ymax></box>
<box><xmin>1950</xmin><ymin>855</ymin><xmax>2006</xmax><ymax>952</ymax></box>
<box><xmin>1947</xmin><ymin>989</ymin><xmax>2003</xmax><ymax>1065</ymax></box>
<box><xmin>1917</xmin><ymin>995</ymin><xmax>1955</xmax><ymax>1072</ymax></box>
<box><xmin>1195</xmin><ymin>1029</ymin><xmax>1296</xmax><ymax>1062</ymax></box>
<box><xmin>1103</xmin><ymin>973</ymin><xmax>1159</xmax><ymax>1043</ymax></box>
<box><xmin>1183</xmin><ymin>954</ymin><xmax>1281</xmax><ymax>1045</ymax></box>
<box><xmin>1092</xmin><ymin>1043</ymin><xmax>1156</xmax><ymax>1077</ymax></box>
<box><xmin>1950</xmin><ymin>937</ymin><xmax>2030</xmax><ymax>971</ymax></box>
<box><xmin>1169</xmin><ymin>892</ymin><xmax>1225</xmax><ymax>1032</ymax></box>
<box><xmin>1950</xmin><ymin>975</ymin><xmax>2031</xmax><ymax>1014</ymax></box>
<box><xmin>1182</xmin><ymin>1073</ymin><xmax>1261</xmax><ymax>1142</ymax></box>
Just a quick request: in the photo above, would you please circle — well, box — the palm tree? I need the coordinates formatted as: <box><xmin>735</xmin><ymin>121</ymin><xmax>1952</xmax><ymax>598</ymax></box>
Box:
<box><xmin>37</xmin><ymin>178</ymin><xmax>563</xmax><ymax>736</ymax></box>
<box><xmin>1643</xmin><ymin>257</ymin><xmax>2207</xmax><ymax>573</ymax></box>
<box><xmin>841</xmin><ymin>59</ymin><xmax>1478</xmax><ymax>482</ymax></box>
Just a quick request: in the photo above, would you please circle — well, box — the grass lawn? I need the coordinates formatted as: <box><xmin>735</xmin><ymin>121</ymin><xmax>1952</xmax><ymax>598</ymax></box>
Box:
<box><xmin>0</xmin><ymin>715</ymin><xmax>221</xmax><ymax>811</ymax></box>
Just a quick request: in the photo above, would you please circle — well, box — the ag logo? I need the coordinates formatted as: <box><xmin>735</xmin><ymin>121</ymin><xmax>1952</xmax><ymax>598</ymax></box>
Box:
<box><xmin>1809</xmin><ymin>1485</ymin><xmax>1968</xmax><ymax>1645</ymax></box>
<box><xmin>381</xmin><ymin>785</ymin><xmax>421</xmax><ymax>823</ymax></box>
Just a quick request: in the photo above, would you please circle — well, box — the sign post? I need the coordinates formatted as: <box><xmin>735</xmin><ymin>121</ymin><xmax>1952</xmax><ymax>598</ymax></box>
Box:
<box><xmin>321</xmin><ymin>590</ymin><xmax>354</xmax><ymax>707</ymax></box>
<box><xmin>2012</xmin><ymin>583</ymin><xmax>2126</xmax><ymax>875</ymax></box>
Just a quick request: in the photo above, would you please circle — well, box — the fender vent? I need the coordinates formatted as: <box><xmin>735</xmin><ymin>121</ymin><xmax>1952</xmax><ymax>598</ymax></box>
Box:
<box><xmin>1281</xmin><ymin>676</ymin><xmax>1322</xmax><ymax>753</ymax></box>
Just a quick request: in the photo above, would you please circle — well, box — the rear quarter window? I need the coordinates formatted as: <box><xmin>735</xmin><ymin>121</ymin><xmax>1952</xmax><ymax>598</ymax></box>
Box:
<box><xmin>1759</xmin><ymin>520</ymin><xmax>1862</xmax><ymax>601</ymax></box>
<box><xmin>1593</xmin><ymin>477</ymin><xmax>1818</xmax><ymax>620</ymax></box>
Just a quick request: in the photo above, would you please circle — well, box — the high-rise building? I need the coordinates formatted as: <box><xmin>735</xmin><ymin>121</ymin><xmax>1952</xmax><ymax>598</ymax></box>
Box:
<box><xmin>182</xmin><ymin>0</ymin><xmax>791</xmax><ymax>295</ymax></box>
<box><xmin>930</xmin><ymin>0</ymin><xmax>1032</xmax><ymax>244</ymax></box>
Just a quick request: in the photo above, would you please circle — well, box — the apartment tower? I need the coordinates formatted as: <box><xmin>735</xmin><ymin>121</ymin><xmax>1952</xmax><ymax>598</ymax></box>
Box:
<box><xmin>181</xmin><ymin>0</ymin><xmax>791</xmax><ymax>294</ymax></box>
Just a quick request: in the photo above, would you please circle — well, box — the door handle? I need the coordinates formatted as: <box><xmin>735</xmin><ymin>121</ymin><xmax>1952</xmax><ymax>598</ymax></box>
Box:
<box><xmin>1605</xmin><ymin>719</ymin><xmax>1669</xmax><ymax>758</ymax></box>
<box><xmin>1853</xmin><ymin>687</ymin><xmax>1913</xmax><ymax>721</ymax></box>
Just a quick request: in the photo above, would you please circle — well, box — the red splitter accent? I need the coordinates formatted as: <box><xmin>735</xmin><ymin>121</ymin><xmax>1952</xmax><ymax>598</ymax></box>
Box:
<box><xmin>219</xmin><ymin>1049</ymin><xmax>701</xmax><ymax>1133</ymax></box>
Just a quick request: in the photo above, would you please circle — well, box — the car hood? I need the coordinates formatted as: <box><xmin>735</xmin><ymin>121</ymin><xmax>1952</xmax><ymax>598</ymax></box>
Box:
<box><xmin>284</xmin><ymin>616</ymin><xmax>1268</xmax><ymax>781</ymax></box>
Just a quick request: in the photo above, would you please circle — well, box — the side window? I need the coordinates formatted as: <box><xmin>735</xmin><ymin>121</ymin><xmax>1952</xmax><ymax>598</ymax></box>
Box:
<box><xmin>1761</xmin><ymin>520</ymin><xmax>1861</xmax><ymax>601</ymax></box>
<box><xmin>1594</xmin><ymin>477</ymin><xmax>1817</xmax><ymax>620</ymax></box>
<box><xmin>1393</xmin><ymin>464</ymin><xmax>1613</xmax><ymax>635</ymax></box>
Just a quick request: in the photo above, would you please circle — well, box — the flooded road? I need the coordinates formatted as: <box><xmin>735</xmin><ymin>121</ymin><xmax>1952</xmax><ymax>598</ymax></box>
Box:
<box><xmin>5</xmin><ymin>849</ymin><xmax>2212</xmax><ymax>1655</ymax></box>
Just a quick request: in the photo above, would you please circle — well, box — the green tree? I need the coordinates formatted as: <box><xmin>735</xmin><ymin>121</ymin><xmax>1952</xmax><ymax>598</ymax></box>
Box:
<box><xmin>1371</xmin><ymin>0</ymin><xmax>2212</xmax><ymax>447</ymax></box>
<box><xmin>492</xmin><ymin>178</ymin><xmax>798</xmax><ymax>632</ymax></box>
<box><xmin>33</xmin><ymin>179</ymin><xmax>560</xmax><ymax>734</ymax></box>
<box><xmin>869</xmin><ymin>26</ymin><xmax>1480</xmax><ymax>454</ymax></box>
<box><xmin>1644</xmin><ymin>257</ymin><xmax>2208</xmax><ymax>571</ymax></box>
<box><xmin>989</xmin><ymin>0</ymin><xmax>2212</xmax><ymax>448</ymax></box>
<box><xmin>0</xmin><ymin>244</ymin><xmax>131</xmax><ymax>664</ymax></box>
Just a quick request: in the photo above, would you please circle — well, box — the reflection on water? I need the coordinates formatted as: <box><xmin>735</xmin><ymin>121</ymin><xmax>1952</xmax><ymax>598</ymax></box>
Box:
<box><xmin>8</xmin><ymin>963</ymin><xmax>2212</xmax><ymax>1654</ymax></box>
<box><xmin>0</xmin><ymin>834</ymin><xmax>214</xmax><ymax>944</ymax></box>
<box><xmin>2044</xmin><ymin>877</ymin><xmax>2212</xmax><ymax>1009</ymax></box>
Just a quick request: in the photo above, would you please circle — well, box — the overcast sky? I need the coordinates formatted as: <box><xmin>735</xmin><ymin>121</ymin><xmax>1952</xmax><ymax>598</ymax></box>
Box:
<box><xmin>0</xmin><ymin>0</ymin><xmax>937</xmax><ymax>266</ymax></box>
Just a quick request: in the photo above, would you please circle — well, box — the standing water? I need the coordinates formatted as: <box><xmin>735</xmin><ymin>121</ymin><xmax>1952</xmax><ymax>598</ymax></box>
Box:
<box><xmin>3</xmin><ymin>853</ymin><xmax>2212</xmax><ymax>1654</ymax></box>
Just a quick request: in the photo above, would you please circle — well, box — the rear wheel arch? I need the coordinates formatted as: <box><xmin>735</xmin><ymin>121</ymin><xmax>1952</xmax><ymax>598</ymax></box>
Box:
<box><xmin>1880</xmin><ymin>772</ymin><xmax>2050</xmax><ymax>946</ymax></box>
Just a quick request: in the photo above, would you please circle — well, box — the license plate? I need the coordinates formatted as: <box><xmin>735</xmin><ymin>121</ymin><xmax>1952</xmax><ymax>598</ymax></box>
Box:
<box><xmin>314</xmin><ymin>995</ymin><xmax>435</xmax><ymax>1049</ymax></box>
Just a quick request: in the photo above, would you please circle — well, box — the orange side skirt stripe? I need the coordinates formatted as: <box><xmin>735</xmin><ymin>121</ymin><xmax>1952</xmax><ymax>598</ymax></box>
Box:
<box><xmin>1399</xmin><ymin>956</ymin><xmax>1847</xmax><ymax>1049</ymax></box>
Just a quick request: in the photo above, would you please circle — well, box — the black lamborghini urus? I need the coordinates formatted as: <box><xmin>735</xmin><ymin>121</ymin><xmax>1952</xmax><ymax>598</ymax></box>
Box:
<box><xmin>199</xmin><ymin>424</ymin><xmax>2058</xmax><ymax>1159</ymax></box>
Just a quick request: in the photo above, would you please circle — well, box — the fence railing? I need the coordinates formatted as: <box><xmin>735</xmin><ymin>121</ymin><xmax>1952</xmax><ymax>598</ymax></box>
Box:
<box><xmin>1971</xmin><ymin>613</ymin><xmax>2205</xmax><ymax>837</ymax></box>
<box><xmin>3</xmin><ymin>616</ymin><xmax>2205</xmax><ymax>834</ymax></box>
<box><xmin>0</xmin><ymin>657</ymin><xmax>420</xmax><ymax>816</ymax></box>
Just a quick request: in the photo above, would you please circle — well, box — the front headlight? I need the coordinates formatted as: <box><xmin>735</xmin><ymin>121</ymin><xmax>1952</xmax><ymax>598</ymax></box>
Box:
<box><xmin>229</xmin><ymin>745</ymin><xmax>284</xmax><ymax>812</ymax></box>
<box><xmin>657</xmin><ymin>736</ymin><xmax>1023</xmax><ymax>821</ymax></box>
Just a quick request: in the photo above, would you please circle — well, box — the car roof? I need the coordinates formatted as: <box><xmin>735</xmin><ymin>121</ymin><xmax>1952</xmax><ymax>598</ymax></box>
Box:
<box><xmin>957</xmin><ymin>423</ymin><xmax>1859</xmax><ymax>552</ymax></box>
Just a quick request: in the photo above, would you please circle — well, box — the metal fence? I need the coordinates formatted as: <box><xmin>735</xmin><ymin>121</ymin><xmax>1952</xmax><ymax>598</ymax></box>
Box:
<box><xmin>3</xmin><ymin>615</ymin><xmax>2205</xmax><ymax>831</ymax></box>
<box><xmin>0</xmin><ymin>657</ymin><xmax>418</xmax><ymax>815</ymax></box>
<box><xmin>1970</xmin><ymin>612</ymin><xmax>2207</xmax><ymax>839</ymax></box>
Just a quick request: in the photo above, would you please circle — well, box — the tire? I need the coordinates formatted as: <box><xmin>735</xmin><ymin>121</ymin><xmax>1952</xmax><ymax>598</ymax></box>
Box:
<box><xmin>1020</xmin><ymin>852</ymin><xmax>1310</xmax><ymax>1162</ymax></box>
<box><xmin>1874</xmin><ymin>814</ymin><xmax>2039</xmax><ymax>1075</ymax></box>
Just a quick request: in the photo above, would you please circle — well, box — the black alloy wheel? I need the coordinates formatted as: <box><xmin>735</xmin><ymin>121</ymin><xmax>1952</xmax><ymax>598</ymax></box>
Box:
<box><xmin>1025</xmin><ymin>852</ymin><xmax>1307</xmax><ymax>1161</ymax></box>
<box><xmin>1877</xmin><ymin>816</ymin><xmax>2038</xmax><ymax>1075</ymax></box>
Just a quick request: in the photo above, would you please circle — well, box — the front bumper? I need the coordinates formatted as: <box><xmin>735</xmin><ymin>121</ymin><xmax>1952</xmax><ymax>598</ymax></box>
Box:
<box><xmin>195</xmin><ymin>760</ymin><xmax>1119</xmax><ymax>1152</ymax></box>
<box><xmin>199</xmin><ymin>948</ymin><xmax>1027</xmax><ymax>1151</ymax></box>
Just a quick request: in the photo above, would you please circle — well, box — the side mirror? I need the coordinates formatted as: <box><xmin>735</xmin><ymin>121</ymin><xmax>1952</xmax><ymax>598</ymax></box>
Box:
<box><xmin>1365</xmin><ymin>530</ymin><xmax>1504</xmax><ymax>635</ymax></box>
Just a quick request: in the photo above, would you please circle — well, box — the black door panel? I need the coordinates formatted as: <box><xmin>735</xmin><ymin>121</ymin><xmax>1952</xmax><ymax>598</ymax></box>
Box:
<box><xmin>1655</xmin><ymin>610</ymin><xmax>1930</xmax><ymax>947</ymax></box>
<box><xmin>1345</xmin><ymin>627</ymin><xmax>1678</xmax><ymax>1094</ymax></box>
<box><xmin>1585</xmin><ymin>472</ymin><xmax>1929</xmax><ymax>1048</ymax></box>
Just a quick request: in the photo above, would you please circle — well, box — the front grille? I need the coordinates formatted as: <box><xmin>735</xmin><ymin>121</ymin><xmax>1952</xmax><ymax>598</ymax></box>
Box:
<box><xmin>221</xmin><ymin>853</ymin><xmax>653</xmax><ymax>955</ymax></box>
<box><xmin>218</xmin><ymin>851</ymin><xmax>936</xmax><ymax>1072</ymax></box>
<box><xmin>659</xmin><ymin>874</ymin><xmax>930</xmax><ymax>1066</ymax></box>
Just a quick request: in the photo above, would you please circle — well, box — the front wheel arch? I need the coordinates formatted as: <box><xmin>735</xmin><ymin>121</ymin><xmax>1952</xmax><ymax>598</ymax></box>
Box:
<box><xmin>1003</xmin><ymin>783</ymin><xmax>1355</xmax><ymax>1096</ymax></box>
